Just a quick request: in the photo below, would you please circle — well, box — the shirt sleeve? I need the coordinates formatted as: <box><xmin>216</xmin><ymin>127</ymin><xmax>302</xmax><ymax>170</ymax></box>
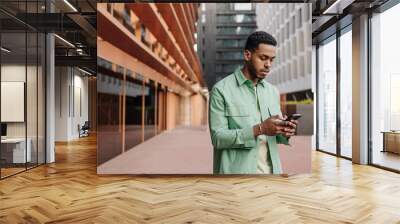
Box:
<box><xmin>273</xmin><ymin>86</ymin><xmax>290</xmax><ymax>145</ymax></box>
<box><xmin>208</xmin><ymin>87</ymin><xmax>256</xmax><ymax>150</ymax></box>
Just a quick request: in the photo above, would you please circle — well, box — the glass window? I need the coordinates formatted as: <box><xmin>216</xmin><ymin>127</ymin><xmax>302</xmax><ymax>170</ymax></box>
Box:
<box><xmin>216</xmin><ymin>51</ymin><xmax>243</xmax><ymax>60</ymax></box>
<box><xmin>317</xmin><ymin>36</ymin><xmax>337</xmax><ymax>155</ymax></box>
<box><xmin>1</xmin><ymin>31</ymin><xmax>27</xmax><ymax>177</ymax></box>
<box><xmin>122</xmin><ymin>5</ymin><xmax>135</xmax><ymax>35</ymax></box>
<box><xmin>26</xmin><ymin>31</ymin><xmax>38</xmax><ymax>170</ymax></box>
<box><xmin>286</xmin><ymin>4</ymin><xmax>290</xmax><ymax>18</ymax></box>
<box><xmin>286</xmin><ymin>23</ymin><xmax>290</xmax><ymax>40</ymax></box>
<box><xmin>291</xmin><ymin>16</ymin><xmax>295</xmax><ymax>34</ymax></box>
<box><xmin>234</xmin><ymin>3</ymin><xmax>252</xmax><ymax>11</ymax></box>
<box><xmin>144</xmin><ymin>80</ymin><xmax>156</xmax><ymax>141</ymax></box>
<box><xmin>216</xmin><ymin>15</ymin><xmax>256</xmax><ymax>23</ymax></box>
<box><xmin>217</xmin><ymin>26</ymin><xmax>256</xmax><ymax>35</ymax></box>
<box><xmin>305</xmin><ymin>4</ymin><xmax>310</xmax><ymax>22</ymax></box>
<box><xmin>38</xmin><ymin>34</ymin><xmax>45</xmax><ymax>166</ymax></box>
<box><xmin>297</xmin><ymin>8</ymin><xmax>302</xmax><ymax>28</ymax></box>
<box><xmin>216</xmin><ymin>39</ymin><xmax>246</xmax><ymax>48</ymax></box>
<box><xmin>125</xmin><ymin>76</ymin><xmax>143</xmax><ymax>151</ymax></box>
<box><xmin>340</xmin><ymin>28</ymin><xmax>352</xmax><ymax>158</ymax></box>
<box><xmin>216</xmin><ymin>64</ymin><xmax>241</xmax><ymax>73</ymax></box>
<box><xmin>97</xmin><ymin>60</ymin><xmax>124</xmax><ymax>165</ymax></box>
<box><xmin>371</xmin><ymin>3</ymin><xmax>400</xmax><ymax>171</ymax></box>
<box><xmin>0</xmin><ymin>1</ymin><xmax>47</xmax><ymax>178</ymax></box>
<box><xmin>217</xmin><ymin>3</ymin><xmax>231</xmax><ymax>11</ymax></box>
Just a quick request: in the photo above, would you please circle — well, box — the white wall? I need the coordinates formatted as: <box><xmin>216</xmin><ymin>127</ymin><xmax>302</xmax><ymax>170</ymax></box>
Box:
<box><xmin>1</xmin><ymin>65</ymin><xmax>32</xmax><ymax>138</ymax></box>
<box><xmin>72</xmin><ymin>72</ymin><xmax>89</xmax><ymax>138</ymax></box>
<box><xmin>55</xmin><ymin>67</ymin><xmax>89</xmax><ymax>141</ymax></box>
<box><xmin>1</xmin><ymin>64</ymin><xmax>46</xmax><ymax>163</ymax></box>
<box><xmin>55</xmin><ymin>66</ymin><xmax>69</xmax><ymax>141</ymax></box>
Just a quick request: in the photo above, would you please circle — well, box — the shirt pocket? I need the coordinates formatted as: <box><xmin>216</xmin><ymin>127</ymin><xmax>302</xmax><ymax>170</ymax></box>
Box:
<box><xmin>225</xmin><ymin>106</ymin><xmax>250</xmax><ymax>128</ymax></box>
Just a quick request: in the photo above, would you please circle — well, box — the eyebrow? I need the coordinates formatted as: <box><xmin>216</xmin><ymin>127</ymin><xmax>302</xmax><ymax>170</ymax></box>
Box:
<box><xmin>260</xmin><ymin>54</ymin><xmax>275</xmax><ymax>59</ymax></box>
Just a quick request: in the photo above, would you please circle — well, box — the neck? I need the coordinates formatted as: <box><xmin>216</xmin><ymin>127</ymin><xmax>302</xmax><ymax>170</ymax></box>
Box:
<box><xmin>241</xmin><ymin>65</ymin><xmax>259</xmax><ymax>86</ymax></box>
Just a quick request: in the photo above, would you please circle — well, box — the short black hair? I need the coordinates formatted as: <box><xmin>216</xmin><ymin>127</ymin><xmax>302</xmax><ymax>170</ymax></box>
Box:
<box><xmin>244</xmin><ymin>31</ymin><xmax>277</xmax><ymax>52</ymax></box>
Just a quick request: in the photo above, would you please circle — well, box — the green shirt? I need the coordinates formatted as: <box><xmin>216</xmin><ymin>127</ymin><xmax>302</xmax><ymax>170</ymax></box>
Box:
<box><xmin>209</xmin><ymin>66</ymin><xmax>289</xmax><ymax>174</ymax></box>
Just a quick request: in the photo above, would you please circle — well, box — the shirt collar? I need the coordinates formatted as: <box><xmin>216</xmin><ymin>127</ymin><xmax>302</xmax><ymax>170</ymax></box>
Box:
<box><xmin>234</xmin><ymin>66</ymin><xmax>266</xmax><ymax>87</ymax></box>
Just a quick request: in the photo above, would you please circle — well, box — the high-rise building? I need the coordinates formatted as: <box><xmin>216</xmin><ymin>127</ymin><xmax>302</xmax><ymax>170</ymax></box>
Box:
<box><xmin>256</xmin><ymin>3</ymin><xmax>312</xmax><ymax>97</ymax></box>
<box><xmin>197</xmin><ymin>3</ymin><xmax>257</xmax><ymax>89</ymax></box>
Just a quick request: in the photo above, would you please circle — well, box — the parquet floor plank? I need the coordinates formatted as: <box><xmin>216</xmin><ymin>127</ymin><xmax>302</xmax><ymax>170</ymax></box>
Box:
<box><xmin>1</xmin><ymin>134</ymin><xmax>400</xmax><ymax>223</ymax></box>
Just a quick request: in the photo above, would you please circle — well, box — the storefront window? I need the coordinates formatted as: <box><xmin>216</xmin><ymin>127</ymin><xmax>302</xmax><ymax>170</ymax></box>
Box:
<box><xmin>97</xmin><ymin>60</ymin><xmax>123</xmax><ymax>165</ymax></box>
<box><xmin>144</xmin><ymin>80</ymin><xmax>156</xmax><ymax>140</ymax></box>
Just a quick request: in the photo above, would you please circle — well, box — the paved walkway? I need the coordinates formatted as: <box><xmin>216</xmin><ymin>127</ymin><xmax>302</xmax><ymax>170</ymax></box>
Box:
<box><xmin>97</xmin><ymin>126</ymin><xmax>311</xmax><ymax>174</ymax></box>
<box><xmin>97</xmin><ymin>126</ymin><xmax>213</xmax><ymax>174</ymax></box>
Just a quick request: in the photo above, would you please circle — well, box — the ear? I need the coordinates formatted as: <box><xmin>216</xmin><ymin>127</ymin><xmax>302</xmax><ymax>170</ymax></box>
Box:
<box><xmin>244</xmin><ymin>49</ymin><xmax>251</xmax><ymax>62</ymax></box>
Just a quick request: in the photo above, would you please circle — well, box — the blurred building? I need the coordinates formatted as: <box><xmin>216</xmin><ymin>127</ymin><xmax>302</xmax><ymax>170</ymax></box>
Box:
<box><xmin>97</xmin><ymin>3</ymin><xmax>207</xmax><ymax>165</ymax></box>
<box><xmin>256</xmin><ymin>4</ymin><xmax>312</xmax><ymax>97</ymax></box>
<box><xmin>197</xmin><ymin>3</ymin><xmax>257</xmax><ymax>89</ymax></box>
<box><xmin>256</xmin><ymin>4</ymin><xmax>313</xmax><ymax>135</ymax></box>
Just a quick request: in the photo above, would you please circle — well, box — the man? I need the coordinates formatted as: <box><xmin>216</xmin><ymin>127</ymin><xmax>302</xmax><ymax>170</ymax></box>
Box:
<box><xmin>209</xmin><ymin>31</ymin><xmax>298</xmax><ymax>174</ymax></box>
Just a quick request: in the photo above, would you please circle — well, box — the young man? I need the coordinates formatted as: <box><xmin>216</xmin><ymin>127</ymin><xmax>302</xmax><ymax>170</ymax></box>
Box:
<box><xmin>209</xmin><ymin>31</ymin><xmax>298</xmax><ymax>174</ymax></box>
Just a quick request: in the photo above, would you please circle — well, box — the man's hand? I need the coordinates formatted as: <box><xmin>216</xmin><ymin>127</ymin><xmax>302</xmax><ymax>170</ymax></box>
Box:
<box><xmin>259</xmin><ymin>115</ymin><xmax>298</xmax><ymax>137</ymax></box>
<box><xmin>280</xmin><ymin>115</ymin><xmax>298</xmax><ymax>138</ymax></box>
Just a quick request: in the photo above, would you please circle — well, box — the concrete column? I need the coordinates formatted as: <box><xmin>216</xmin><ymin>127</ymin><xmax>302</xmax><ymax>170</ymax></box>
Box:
<box><xmin>166</xmin><ymin>91</ymin><xmax>177</xmax><ymax>130</ymax></box>
<box><xmin>180</xmin><ymin>93</ymin><xmax>191</xmax><ymax>126</ymax></box>
<box><xmin>352</xmin><ymin>14</ymin><xmax>369</xmax><ymax>164</ymax></box>
<box><xmin>45</xmin><ymin>0</ymin><xmax>55</xmax><ymax>163</ymax></box>
<box><xmin>46</xmin><ymin>33</ymin><xmax>55</xmax><ymax>163</ymax></box>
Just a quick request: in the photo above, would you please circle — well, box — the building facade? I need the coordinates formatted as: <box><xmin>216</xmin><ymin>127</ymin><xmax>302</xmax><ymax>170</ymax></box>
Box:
<box><xmin>256</xmin><ymin>3</ymin><xmax>312</xmax><ymax>97</ymax></box>
<box><xmin>197</xmin><ymin>3</ymin><xmax>257</xmax><ymax>89</ymax></box>
<box><xmin>97</xmin><ymin>3</ymin><xmax>207</xmax><ymax>166</ymax></box>
<box><xmin>255</xmin><ymin>3</ymin><xmax>313</xmax><ymax>136</ymax></box>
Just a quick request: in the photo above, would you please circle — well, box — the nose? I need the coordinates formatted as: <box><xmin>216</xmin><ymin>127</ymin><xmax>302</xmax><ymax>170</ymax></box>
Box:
<box><xmin>265</xmin><ymin>59</ymin><xmax>272</xmax><ymax>68</ymax></box>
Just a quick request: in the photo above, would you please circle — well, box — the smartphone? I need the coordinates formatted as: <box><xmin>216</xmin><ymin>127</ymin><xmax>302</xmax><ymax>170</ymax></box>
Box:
<box><xmin>285</xmin><ymin>113</ymin><xmax>302</xmax><ymax>121</ymax></box>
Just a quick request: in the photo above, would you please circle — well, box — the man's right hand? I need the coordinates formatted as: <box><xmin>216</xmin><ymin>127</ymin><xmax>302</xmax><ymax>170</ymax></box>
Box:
<box><xmin>260</xmin><ymin>115</ymin><xmax>295</xmax><ymax>136</ymax></box>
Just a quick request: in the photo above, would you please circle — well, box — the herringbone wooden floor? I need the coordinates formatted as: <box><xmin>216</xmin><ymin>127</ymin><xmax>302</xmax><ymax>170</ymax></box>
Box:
<box><xmin>1</xmin><ymin>134</ymin><xmax>400</xmax><ymax>223</ymax></box>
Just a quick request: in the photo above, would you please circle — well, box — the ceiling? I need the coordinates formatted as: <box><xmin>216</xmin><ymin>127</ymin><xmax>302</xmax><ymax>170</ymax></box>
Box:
<box><xmin>310</xmin><ymin>0</ymin><xmax>390</xmax><ymax>43</ymax></box>
<box><xmin>0</xmin><ymin>0</ymin><xmax>97</xmax><ymax>72</ymax></box>
<box><xmin>0</xmin><ymin>0</ymin><xmax>395</xmax><ymax>72</ymax></box>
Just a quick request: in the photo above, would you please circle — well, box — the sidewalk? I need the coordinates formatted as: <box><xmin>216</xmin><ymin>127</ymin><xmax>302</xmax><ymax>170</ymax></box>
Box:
<box><xmin>97</xmin><ymin>126</ymin><xmax>214</xmax><ymax>174</ymax></box>
<box><xmin>97</xmin><ymin>126</ymin><xmax>311</xmax><ymax>175</ymax></box>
